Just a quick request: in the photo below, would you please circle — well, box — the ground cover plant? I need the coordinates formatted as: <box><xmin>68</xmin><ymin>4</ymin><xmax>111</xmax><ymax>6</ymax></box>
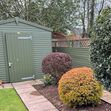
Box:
<box><xmin>42</xmin><ymin>52</ymin><xmax>72</xmax><ymax>83</ymax></box>
<box><xmin>91</xmin><ymin>7</ymin><xmax>111</xmax><ymax>90</ymax></box>
<box><xmin>0</xmin><ymin>88</ymin><xmax>27</xmax><ymax>111</ymax></box>
<box><xmin>43</xmin><ymin>74</ymin><xmax>56</xmax><ymax>86</ymax></box>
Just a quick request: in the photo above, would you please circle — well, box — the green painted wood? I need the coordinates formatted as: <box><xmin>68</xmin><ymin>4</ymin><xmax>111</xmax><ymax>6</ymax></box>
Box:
<box><xmin>32</xmin><ymin>32</ymin><xmax>52</xmax><ymax>79</ymax></box>
<box><xmin>0</xmin><ymin>32</ymin><xmax>7</xmax><ymax>81</ymax></box>
<box><xmin>53</xmin><ymin>47</ymin><xmax>91</xmax><ymax>67</ymax></box>
<box><xmin>0</xmin><ymin>17</ymin><xmax>53</xmax><ymax>32</ymax></box>
<box><xmin>6</xmin><ymin>33</ymin><xmax>33</xmax><ymax>82</ymax></box>
<box><xmin>0</xmin><ymin>20</ymin><xmax>52</xmax><ymax>82</ymax></box>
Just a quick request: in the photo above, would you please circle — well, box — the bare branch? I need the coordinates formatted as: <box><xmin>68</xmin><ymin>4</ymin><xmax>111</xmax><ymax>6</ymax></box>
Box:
<box><xmin>98</xmin><ymin>0</ymin><xmax>105</xmax><ymax>16</ymax></box>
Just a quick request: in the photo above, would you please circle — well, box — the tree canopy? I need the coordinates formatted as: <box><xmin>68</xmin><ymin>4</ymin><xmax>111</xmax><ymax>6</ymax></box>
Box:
<box><xmin>0</xmin><ymin>0</ymin><xmax>110</xmax><ymax>34</ymax></box>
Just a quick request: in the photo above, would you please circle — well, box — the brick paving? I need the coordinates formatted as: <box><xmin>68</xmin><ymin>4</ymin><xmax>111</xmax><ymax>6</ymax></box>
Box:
<box><xmin>12</xmin><ymin>80</ymin><xmax>59</xmax><ymax>111</ymax></box>
<box><xmin>101</xmin><ymin>90</ymin><xmax>111</xmax><ymax>104</ymax></box>
<box><xmin>0</xmin><ymin>83</ymin><xmax>13</xmax><ymax>89</ymax></box>
<box><xmin>3</xmin><ymin>83</ymin><xmax>13</xmax><ymax>88</ymax></box>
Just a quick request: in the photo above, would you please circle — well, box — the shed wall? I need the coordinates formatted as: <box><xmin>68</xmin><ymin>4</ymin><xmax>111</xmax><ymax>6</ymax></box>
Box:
<box><xmin>0</xmin><ymin>32</ymin><xmax>7</xmax><ymax>81</ymax></box>
<box><xmin>0</xmin><ymin>22</ymin><xmax>52</xmax><ymax>82</ymax></box>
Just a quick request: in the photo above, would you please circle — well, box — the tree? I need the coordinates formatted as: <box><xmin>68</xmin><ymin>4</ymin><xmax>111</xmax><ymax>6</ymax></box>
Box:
<box><xmin>37</xmin><ymin>0</ymin><xmax>80</xmax><ymax>33</ymax></box>
<box><xmin>0</xmin><ymin>0</ymin><xmax>108</xmax><ymax>34</ymax></box>
<box><xmin>0</xmin><ymin>0</ymin><xmax>80</xmax><ymax>33</ymax></box>
<box><xmin>89</xmin><ymin>0</ymin><xmax>95</xmax><ymax>31</ymax></box>
<box><xmin>78</xmin><ymin>0</ymin><xmax>107</xmax><ymax>36</ymax></box>
<box><xmin>82</xmin><ymin>0</ymin><xmax>86</xmax><ymax>34</ymax></box>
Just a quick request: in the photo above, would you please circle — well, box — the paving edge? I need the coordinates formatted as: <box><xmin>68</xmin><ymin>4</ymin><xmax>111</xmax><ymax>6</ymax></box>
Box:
<box><xmin>12</xmin><ymin>82</ymin><xmax>59</xmax><ymax>111</ymax></box>
<box><xmin>12</xmin><ymin>84</ymin><xmax>29</xmax><ymax>111</ymax></box>
<box><xmin>101</xmin><ymin>90</ymin><xmax>111</xmax><ymax>105</ymax></box>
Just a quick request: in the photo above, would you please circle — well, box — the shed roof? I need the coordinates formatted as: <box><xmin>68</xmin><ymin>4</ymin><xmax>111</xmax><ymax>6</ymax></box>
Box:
<box><xmin>0</xmin><ymin>17</ymin><xmax>53</xmax><ymax>32</ymax></box>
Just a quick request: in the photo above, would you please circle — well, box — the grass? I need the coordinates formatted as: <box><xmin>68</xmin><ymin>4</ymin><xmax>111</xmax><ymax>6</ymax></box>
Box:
<box><xmin>0</xmin><ymin>88</ymin><xmax>28</xmax><ymax>111</ymax></box>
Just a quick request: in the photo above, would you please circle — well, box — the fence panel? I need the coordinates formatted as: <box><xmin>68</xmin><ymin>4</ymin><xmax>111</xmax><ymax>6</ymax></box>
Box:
<box><xmin>52</xmin><ymin>38</ymin><xmax>90</xmax><ymax>48</ymax></box>
<box><xmin>53</xmin><ymin>47</ymin><xmax>91</xmax><ymax>67</ymax></box>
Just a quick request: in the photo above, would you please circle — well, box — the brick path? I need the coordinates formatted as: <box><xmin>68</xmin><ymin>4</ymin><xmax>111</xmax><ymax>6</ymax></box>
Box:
<box><xmin>0</xmin><ymin>83</ymin><xmax>13</xmax><ymax>89</ymax></box>
<box><xmin>12</xmin><ymin>80</ymin><xmax>58</xmax><ymax>111</ymax></box>
<box><xmin>101</xmin><ymin>90</ymin><xmax>111</xmax><ymax>104</ymax></box>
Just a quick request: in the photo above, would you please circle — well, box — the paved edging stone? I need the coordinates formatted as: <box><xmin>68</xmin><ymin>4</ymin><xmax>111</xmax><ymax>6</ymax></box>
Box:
<box><xmin>101</xmin><ymin>90</ymin><xmax>111</xmax><ymax>104</ymax></box>
<box><xmin>12</xmin><ymin>81</ymin><xmax>59</xmax><ymax>111</ymax></box>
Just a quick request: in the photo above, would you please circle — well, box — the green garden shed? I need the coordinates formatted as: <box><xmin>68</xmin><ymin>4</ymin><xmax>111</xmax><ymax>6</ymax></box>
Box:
<box><xmin>0</xmin><ymin>17</ymin><xmax>52</xmax><ymax>82</ymax></box>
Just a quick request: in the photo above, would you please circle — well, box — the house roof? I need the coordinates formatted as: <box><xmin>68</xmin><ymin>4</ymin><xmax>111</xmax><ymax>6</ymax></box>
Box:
<box><xmin>0</xmin><ymin>17</ymin><xmax>53</xmax><ymax>32</ymax></box>
<box><xmin>52</xmin><ymin>32</ymin><xmax>82</xmax><ymax>41</ymax></box>
<box><xmin>66</xmin><ymin>34</ymin><xmax>81</xmax><ymax>40</ymax></box>
<box><xmin>52</xmin><ymin>32</ymin><xmax>66</xmax><ymax>39</ymax></box>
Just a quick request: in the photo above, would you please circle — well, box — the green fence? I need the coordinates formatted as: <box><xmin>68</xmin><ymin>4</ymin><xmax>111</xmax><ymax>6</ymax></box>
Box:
<box><xmin>53</xmin><ymin>47</ymin><xmax>91</xmax><ymax>67</ymax></box>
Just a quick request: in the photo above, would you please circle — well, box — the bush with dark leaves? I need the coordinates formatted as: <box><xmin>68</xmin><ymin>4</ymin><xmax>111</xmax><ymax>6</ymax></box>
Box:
<box><xmin>42</xmin><ymin>52</ymin><xmax>72</xmax><ymax>83</ymax></box>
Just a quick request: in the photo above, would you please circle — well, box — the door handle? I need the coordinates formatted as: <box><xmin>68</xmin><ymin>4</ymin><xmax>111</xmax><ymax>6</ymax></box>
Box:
<box><xmin>9</xmin><ymin>62</ymin><xmax>12</xmax><ymax>68</ymax></box>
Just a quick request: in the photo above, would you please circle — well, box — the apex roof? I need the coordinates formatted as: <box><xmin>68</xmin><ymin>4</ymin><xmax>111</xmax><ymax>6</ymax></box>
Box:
<box><xmin>0</xmin><ymin>17</ymin><xmax>53</xmax><ymax>32</ymax></box>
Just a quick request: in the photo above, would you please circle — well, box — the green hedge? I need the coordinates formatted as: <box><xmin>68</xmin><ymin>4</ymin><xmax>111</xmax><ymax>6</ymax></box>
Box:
<box><xmin>91</xmin><ymin>7</ymin><xmax>111</xmax><ymax>90</ymax></box>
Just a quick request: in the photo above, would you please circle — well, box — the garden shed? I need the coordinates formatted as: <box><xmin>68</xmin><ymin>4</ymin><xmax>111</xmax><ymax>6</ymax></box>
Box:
<box><xmin>0</xmin><ymin>17</ymin><xmax>52</xmax><ymax>82</ymax></box>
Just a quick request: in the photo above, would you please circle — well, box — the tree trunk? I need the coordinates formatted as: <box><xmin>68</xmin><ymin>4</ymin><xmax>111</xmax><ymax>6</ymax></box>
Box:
<box><xmin>82</xmin><ymin>0</ymin><xmax>86</xmax><ymax>34</ymax></box>
<box><xmin>87</xmin><ymin>0</ymin><xmax>90</xmax><ymax>34</ymax></box>
<box><xmin>98</xmin><ymin>0</ymin><xmax>105</xmax><ymax>16</ymax></box>
<box><xmin>89</xmin><ymin>0</ymin><xmax>95</xmax><ymax>30</ymax></box>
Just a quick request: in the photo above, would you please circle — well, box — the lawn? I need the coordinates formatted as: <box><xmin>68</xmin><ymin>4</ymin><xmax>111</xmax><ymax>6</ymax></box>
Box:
<box><xmin>0</xmin><ymin>88</ymin><xmax>27</xmax><ymax>111</ymax></box>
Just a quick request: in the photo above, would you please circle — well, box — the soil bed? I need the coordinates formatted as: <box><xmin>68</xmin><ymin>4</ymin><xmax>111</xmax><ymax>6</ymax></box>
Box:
<box><xmin>34</xmin><ymin>85</ymin><xmax>111</xmax><ymax>111</ymax></box>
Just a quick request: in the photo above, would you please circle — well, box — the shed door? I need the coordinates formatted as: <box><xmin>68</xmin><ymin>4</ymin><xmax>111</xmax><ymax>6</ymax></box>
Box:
<box><xmin>6</xmin><ymin>33</ymin><xmax>33</xmax><ymax>82</ymax></box>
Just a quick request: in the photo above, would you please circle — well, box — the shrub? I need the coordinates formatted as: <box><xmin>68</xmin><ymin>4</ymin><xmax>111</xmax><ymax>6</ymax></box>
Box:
<box><xmin>42</xmin><ymin>52</ymin><xmax>72</xmax><ymax>82</ymax></box>
<box><xmin>58</xmin><ymin>67</ymin><xmax>103</xmax><ymax>107</ymax></box>
<box><xmin>43</xmin><ymin>74</ymin><xmax>56</xmax><ymax>86</ymax></box>
<box><xmin>90</xmin><ymin>8</ymin><xmax>111</xmax><ymax>90</ymax></box>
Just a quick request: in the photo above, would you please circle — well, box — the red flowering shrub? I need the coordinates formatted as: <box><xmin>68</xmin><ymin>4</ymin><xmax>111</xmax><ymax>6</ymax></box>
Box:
<box><xmin>42</xmin><ymin>52</ymin><xmax>72</xmax><ymax>82</ymax></box>
<box><xmin>58</xmin><ymin>67</ymin><xmax>103</xmax><ymax>107</ymax></box>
